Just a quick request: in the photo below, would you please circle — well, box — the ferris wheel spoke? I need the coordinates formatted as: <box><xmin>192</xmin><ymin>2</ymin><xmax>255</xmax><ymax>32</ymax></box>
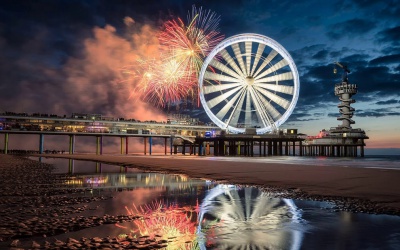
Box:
<box><xmin>254</xmin><ymin>85</ymin><xmax>290</xmax><ymax>110</ymax></box>
<box><xmin>254</xmin><ymin>72</ymin><xmax>293</xmax><ymax>84</ymax></box>
<box><xmin>245</xmin><ymin>41</ymin><xmax>252</xmax><ymax>76</ymax></box>
<box><xmin>249</xmin><ymin>87</ymin><xmax>268</xmax><ymax>128</ymax></box>
<box><xmin>245</xmin><ymin>89</ymin><xmax>252</xmax><ymax>126</ymax></box>
<box><xmin>203</xmin><ymin>82</ymin><xmax>242</xmax><ymax>94</ymax></box>
<box><xmin>250</xmin><ymin>43</ymin><xmax>266</xmax><ymax>76</ymax></box>
<box><xmin>227</xmin><ymin>89</ymin><xmax>247</xmax><ymax>127</ymax></box>
<box><xmin>253</xmin><ymin>50</ymin><xmax>278</xmax><ymax>77</ymax></box>
<box><xmin>209</xmin><ymin>58</ymin><xmax>242</xmax><ymax>79</ymax></box>
<box><xmin>232</xmin><ymin>43</ymin><xmax>247</xmax><ymax>75</ymax></box>
<box><xmin>204</xmin><ymin>71</ymin><xmax>242</xmax><ymax>83</ymax></box>
<box><xmin>254</xmin><ymin>59</ymin><xmax>289</xmax><ymax>81</ymax></box>
<box><xmin>216</xmin><ymin>88</ymin><xmax>246</xmax><ymax>120</ymax></box>
<box><xmin>219</xmin><ymin>49</ymin><xmax>246</xmax><ymax>77</ymax></box>
<box><xmin>254</xmin><ymin>82</ymin><xmax>294</xmax><ymax>95</ymax></box>
<box><xmin>206</xmin><ymin>85</ymin><xmax>244</xmax><ymax>109</ymax></box>
<box><xmin>253</xmin><ymin>88</ymin><xmax>282</xmax><ymax>120</ymax></box>
<box><xmin>254</xmin><ymin>90</ymin><xmax>277</xmax><ymax>129</ymax></box>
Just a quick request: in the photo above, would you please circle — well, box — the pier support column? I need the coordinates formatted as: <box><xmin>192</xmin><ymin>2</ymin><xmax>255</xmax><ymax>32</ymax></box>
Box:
<box><xmin>144</xmin><ymin>137</ymin><xmax>147</xmax><ymax>155</ymax></box>
<box><xmin>149</xmin><ymin>137</ymin><xmax>152</xmax><ymax>155</ymax></box>
<box><xmin>268</xmin><ymin>141</ymin><xmax>272</xmax><ymax>156</ymax></box>
<box><xmin>361</xmin><ymin>145</ymin><xmax>364</xmax><ymax>157</ymax></box>
<box><xmin>263</xmin><ymin>141</ymin><xmax>266</xmax><ymax>156</ymax></box>
<box><xmin>126</xmin><ymin>137</ymin><xmax>129</xmax><ymax>155</ymax></box>
<box><xmin>299</xmin><ymin>141</ymin><xmax>303</xmax><ymax>156</ymax></box>
<box><xmin>199</xmin><ymin>142</ymin><xmax>203</xmax><ymax>156</ymax></box>
<box><xmin>69</xmin><ymin>135</ymin><xmax>75</xmax><ymax>154</ymax></box>
<box><xmin>285</xmin><ymin>141</ymin><xmax>289</xmax><ymax>156</ymax></box>
<box><xmin>170</xmin><ymin>136</ymin><xmax>173</xmax><ymax>155</ymax></box>
<box><xmin>182</xmin><ymin>141</ymin><xmax>186</xmax><ymax>155</ymax></box>
<box><xmin>291</xmin><ymin>141</ymin><xmax>295</xmax><ymax>156</ymax></box>
<box><xmin>273</xmin><ymin>141</ymin><xmax>278</xmax><ymax>156</ymax></box>
<box><xmin>120</xmin><ymin>137</ymin><xmax>124</xmax><ymax>154</ymax></box>
<box><xmin>277</xmin><ymin>141</ymin><xmax>281</xmax><ymax>156</ymax></box>
<box><xmin>39</xmin><ymin>134</ymin><xmax>44</xmax><ymax>154</ymax></box>
<box><xmin>3</xmin><ymin>133</ymin><xmax>9</xmax><ymax>154</ymax></box>
<box><xmin>164</xmin><ymin>138</ymin><xmax>167</xmax><ymax>155</ymax></box>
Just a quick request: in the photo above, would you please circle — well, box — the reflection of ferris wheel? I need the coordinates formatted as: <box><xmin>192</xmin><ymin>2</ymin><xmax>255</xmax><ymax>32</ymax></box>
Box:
<box><xmin>197</xmin><ymin>185</ymin><xmax>303</xmax><ymax>250</ymax></box>
<box><xmin>199</xmin><ymin>33</ymin><xmax>300</xmax><ymax>134</ymax></box>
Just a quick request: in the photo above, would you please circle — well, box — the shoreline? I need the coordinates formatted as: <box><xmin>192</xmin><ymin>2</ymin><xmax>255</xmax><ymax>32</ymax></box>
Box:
<box><xmin>33</xmin><ymin>153</ymin><xmax>400</xmax><ymax>215</ymax></box>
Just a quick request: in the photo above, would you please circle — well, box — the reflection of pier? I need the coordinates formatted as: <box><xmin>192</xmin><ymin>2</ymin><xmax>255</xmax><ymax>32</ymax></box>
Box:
<box><xmin>63</xmin><ymin>171</ymin><xmax>209</xmax><ymax>192</ymax></box>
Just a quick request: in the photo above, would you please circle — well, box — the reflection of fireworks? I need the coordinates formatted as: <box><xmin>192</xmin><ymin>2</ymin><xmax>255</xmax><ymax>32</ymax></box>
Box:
<box><xmin>122</xmin><ymin>5</ymin><xmax>224</xmax><ymax>107</ymax></box>
<box><xmin>116</xmin><ymin>200</ymin><xmax>200</xmax><ymax>249</ymax></box>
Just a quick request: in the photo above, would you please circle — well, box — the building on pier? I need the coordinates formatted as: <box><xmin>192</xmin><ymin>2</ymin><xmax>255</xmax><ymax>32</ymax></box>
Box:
<box><xmin>303</xmin><ymin>62</ymin><xmax>368</xmax><ymax>157</ymax></box>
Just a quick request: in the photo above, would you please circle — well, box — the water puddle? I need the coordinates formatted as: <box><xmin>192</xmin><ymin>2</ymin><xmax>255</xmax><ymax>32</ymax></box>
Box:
<box><xmin>24</xmin><ymin>157</ymin><xmax>400</xmax><ymax>249</ymax></box>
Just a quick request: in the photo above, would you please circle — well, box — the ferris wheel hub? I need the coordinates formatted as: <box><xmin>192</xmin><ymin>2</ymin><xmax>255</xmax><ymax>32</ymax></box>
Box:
<box><xmin>245</xmin><ymin>76</ymin><xmax>255</xmax><ymax>86</ymax></box>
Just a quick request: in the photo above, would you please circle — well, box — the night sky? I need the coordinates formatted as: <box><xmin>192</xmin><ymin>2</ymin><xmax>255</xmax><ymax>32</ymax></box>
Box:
<box><xmin>0</xmin><ymin>0</ymin><xmax>399</xmax><ymax>150</ymax></box>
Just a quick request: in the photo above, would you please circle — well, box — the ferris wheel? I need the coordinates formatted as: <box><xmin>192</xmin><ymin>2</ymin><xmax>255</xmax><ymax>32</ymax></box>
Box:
<box><xmin>199</xmin><ymin>33</ymin><xmax>300</xmax><ymax>134</ymax></box>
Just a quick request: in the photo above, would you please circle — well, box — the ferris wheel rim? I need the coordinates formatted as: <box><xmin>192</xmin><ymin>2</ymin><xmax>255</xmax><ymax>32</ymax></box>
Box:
<box><xmin>198</xmin><ymin>33</ymin><xmax>300</xmax><ymax>134</ymax></box>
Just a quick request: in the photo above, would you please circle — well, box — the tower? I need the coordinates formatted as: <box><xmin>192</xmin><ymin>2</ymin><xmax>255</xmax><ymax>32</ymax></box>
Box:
<box><xmin>303</xmin><ymin>62</ymin><xmax>369</xmax><ymax>157</ymax></box>
<box><xmin>334</xmin><ymin>62</ymin><xmax>357</xmax><ymax>129</ymax></box>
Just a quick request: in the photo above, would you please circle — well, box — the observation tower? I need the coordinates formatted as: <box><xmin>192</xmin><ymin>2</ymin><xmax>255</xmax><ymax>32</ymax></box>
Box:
<box><xmin>334</xmin><ymin>62</ymin><xmax>356</xmax><ymax>129</ymax></box>
<box><xmin>303</xmin><ymin>62</ymin><xmax>368</xmax><ymax>157</ymax></box>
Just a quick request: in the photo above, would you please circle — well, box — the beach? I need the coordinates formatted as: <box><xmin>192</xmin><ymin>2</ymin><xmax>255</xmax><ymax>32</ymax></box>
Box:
<box><xmin>1</xmin><ymin>153</ymin><xmax>400</xmax><ymax>249</ymax></box>
<box><xmin>37</xmin><ymin>153</ymin><xmax>400</xmax><ymax>213</ymax></box>
<box><xmin>0</xmin><ymin>154</ymin><xmax>170</xmax><ymax>249</ymax></box>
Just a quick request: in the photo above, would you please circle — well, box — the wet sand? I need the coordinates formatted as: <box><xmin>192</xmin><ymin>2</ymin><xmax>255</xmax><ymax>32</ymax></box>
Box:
<box><xmin>0</xmin><ymin>154</ymin><xmax>169</xmax><ymax>249</ymax></box>
<box><xmin>37</xmin><ymin>153</ymin><xmax>400</xmax><ymax>213</ymax></box>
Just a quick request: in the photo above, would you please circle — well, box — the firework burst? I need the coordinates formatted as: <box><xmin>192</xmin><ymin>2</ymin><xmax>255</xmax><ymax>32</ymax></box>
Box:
<box><xmin>122</xmin><ymin>5</ymin><xmax>224</xmax><ymax>107</ymax></box>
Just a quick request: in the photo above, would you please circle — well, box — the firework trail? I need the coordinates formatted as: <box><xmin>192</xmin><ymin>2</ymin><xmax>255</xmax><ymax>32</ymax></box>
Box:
<box><xmin>123</xmin><ymin>5</ymin><xmax>224</xmax><ymax>107</ymax></box>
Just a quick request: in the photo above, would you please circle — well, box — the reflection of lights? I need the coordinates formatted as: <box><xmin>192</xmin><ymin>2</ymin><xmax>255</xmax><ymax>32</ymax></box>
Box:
<box><xmin>64</xmin><ymin>179</ymin><xmax>83</xmax><ymax>185</ymax></box>
<box><xmin>197</xmin><ymin>185</ymin><xmax>304</xmax><ymax>250</ymax></box>
<box><xmin>85</xmin><ymin>176</ymin><xmax>107</xmax><ymax>184</ymax></box>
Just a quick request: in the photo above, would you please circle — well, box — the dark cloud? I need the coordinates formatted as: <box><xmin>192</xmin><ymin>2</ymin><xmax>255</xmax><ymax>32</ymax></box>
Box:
<box><xmin>326</xmin><ymin>18</ymin><xmax>376</xmax><ymax>40</ymax></box>
<box><xmin>375</xmin><ymin>100</ymin><xmax>399</xmax><ymax>105</ymax></box>
<box><xmin>369</xmin><ymin>54</ymin><xmax>400</xmax><ymax>65</ymax></box>
<box><xmin>312</xmin><ymin>50</ymin><xmax>329</xmax><ymax>60</ymax></box>
<box><xmin>376</xmin><ymin>26</ymin><xmax>400</xmax><ymax>46</ymax></box>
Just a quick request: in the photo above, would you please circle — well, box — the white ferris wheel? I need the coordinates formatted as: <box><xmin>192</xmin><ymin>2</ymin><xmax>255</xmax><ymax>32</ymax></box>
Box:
<box><xmin>199</xmin><ymin>33</ymin><xmax>300</xmax><ymax>134</ymax></box>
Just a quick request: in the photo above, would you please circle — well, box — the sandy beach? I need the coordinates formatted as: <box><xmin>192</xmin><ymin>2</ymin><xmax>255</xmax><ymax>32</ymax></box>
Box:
<box><xmin>36</xmin><ymin>153</ymin><xmax>400</xmax><ymax>213</ymax></box>
<box><xmin>0</xmin><ymin>154</ymin><xmax>171</xmax><ymax>249</ymax></box>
